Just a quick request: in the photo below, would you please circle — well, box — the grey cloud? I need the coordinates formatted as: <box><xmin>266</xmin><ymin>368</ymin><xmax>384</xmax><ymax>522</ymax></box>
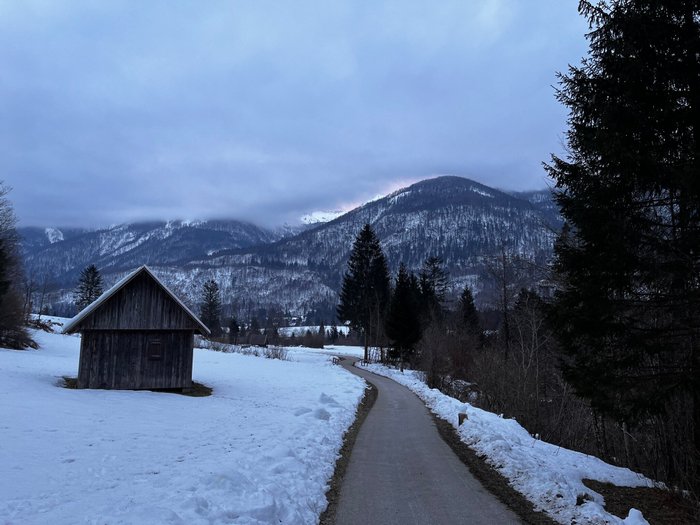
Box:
<box><xmin>1</xmin><ymin>0</ymin><xmax>588</xmax><ymax>228</ymax></box>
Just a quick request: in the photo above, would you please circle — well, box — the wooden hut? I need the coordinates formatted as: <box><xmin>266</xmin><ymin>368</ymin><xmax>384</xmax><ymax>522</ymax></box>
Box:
<box><xmin>63</xmin><ymin>266</ymin><xmax>210</xmax><ymax>390</ymax></box>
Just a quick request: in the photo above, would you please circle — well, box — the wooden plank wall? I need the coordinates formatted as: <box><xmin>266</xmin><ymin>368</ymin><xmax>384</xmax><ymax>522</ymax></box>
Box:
<box><xmin>77</xmin><ymin>272</ymin><xmax>200</xmax><ymax>331</ymax></box>
<box><xmin>78</xmin><ymin>330</ymin><xmax>194</xmax><ymax>390</ymax></box>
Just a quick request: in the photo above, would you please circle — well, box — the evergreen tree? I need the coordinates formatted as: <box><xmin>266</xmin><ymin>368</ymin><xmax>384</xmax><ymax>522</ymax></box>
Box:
<box><xmin>199</xmin><ymin>279</ymin><xmax>222</xmax><ymax>337</ymax></box>
<box><xmin>74</xmin><ymin>264</ymin><xmax>103</xmax><ymax>312</ymax></box>
<box><xmin>546</xmin><ymin>0</ymin><xmax>700</xmax><ymax>485</ymax></box>
<box><xmin>408</xmin><ymin>272</ymin><xmax>423</xmax><ymax>318</ymax></box>
<box><xmin>419</xmin><ymin>256</ymin><xmax>449</xmax><ymax>303</ymax></box>
<box><xmin>458</xmin><ymin>285</ymin><xmax>481</xmax><ymax>337</ymax></box>
<box><xmin>250</xmin><ymin>317</ymin><xmax>261</xmax><ymax>334</ymax></box>
<box><xmin>318</xmin><ymin>320</ymin><xmax>326</xmax><ymax>339</ymax></box>
<box><xmin>337</xmin><ymin>224</ymin><xmax>391</xmax><ymax>361</ymax></box>
<box><xmin>385</xmin><ymin>263</ymin><xmax>422</xmax><ymax>371</ymax></box>
<box><xmin>329</xmin><ymin>324</ymin><xmax>339</xmax><ymax>344</ymax></box>
<box><xmin>418</xmin><ymin>256</ymin><xmax>449</xmax><ymax>324</ymax></box>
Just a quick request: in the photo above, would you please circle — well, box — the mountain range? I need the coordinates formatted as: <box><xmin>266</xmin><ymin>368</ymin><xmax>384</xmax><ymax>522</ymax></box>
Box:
<box><xmin>19</xmin><ymin>176</ymin><xmax>561</xmax><ymax>321</ymax></box>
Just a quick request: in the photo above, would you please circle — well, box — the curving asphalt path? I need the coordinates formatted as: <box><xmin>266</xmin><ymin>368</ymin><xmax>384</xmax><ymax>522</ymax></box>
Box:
<box><xmin>335</xmin><ymin>360</ymin><xmax>521</xmax><ymax>525</ymax></box>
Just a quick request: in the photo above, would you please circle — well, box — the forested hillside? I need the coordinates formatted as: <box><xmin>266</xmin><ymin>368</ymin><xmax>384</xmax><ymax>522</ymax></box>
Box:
<box><xmin>20</xmin><ymin>176</ymin><xmax>559</xmax><ymax>319</ymax></box>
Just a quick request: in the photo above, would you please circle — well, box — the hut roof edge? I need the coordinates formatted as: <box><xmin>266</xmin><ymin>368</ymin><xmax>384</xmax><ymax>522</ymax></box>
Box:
<box><xmin>62</xmin><ymin>265</ymin><xmax>211</xmax><ymax>335</ymax></box>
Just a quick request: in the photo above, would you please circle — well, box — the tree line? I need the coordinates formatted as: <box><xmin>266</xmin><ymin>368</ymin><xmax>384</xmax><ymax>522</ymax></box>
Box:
<box><xmin>333</xmin><ymin>0</ymin><xmax>700</xmax><ymax>503</ymax></box>
<box><xmin>336</xmin><ymin>223</ymin><xmax>470</xmax><ymax>367</ymax></box>
<box><xmin>51</xmin><ymin>0</ymin><xmax>700</xmax><ymax>502</ymax></box>
<box><xmin>0</xmin><ymin>183</ymin><xmax>36</xmax><ymax>349</ymax></box>
<box><xmin>548</xmin><ymin>0</ymin><xmax>700</xmax><ymax>501</ymax></box>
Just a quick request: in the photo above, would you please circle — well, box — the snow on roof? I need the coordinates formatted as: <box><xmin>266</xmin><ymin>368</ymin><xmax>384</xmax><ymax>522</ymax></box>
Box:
<box><xmin>62</xmin><ymin>265</ymin><xmax>210</xmax><ymax>335</ymax></box>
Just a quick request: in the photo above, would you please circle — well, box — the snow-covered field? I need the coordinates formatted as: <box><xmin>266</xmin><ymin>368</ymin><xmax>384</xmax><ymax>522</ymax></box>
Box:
<box><xmin>0</xmin><ymin>325</ymin><xmax>366</xmax><ymax>525</ymax></box>
<box><xmin>359</xmin><ymin>363</ymin><xmax>654</xmax><ymax>525</ymax></box>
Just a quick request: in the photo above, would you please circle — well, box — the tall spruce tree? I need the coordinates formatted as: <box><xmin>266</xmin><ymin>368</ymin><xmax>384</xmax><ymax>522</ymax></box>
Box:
<box><xmin>337</xmin><ymin>224</ymin><xmax>391</xmax><ymax>361</ymax></box>
<box><xmin>458</xmin><ymin>285</ymin><xmax>481</xmax><ymax>338</ymax></box>
<box><xmin>199</xmin><ymin>279</ymin><xmax>222</xmax><ymax>337</ymax></box>
<box><xmin>419</xmin><ymin>256</ymin><xmax>449</xmax><ymax>320</ymax></box>
<box><xmin>74</xmin><ymin>264</ymin><xmax>103</xmax><ymax>312</ymax></box>
<box><xmin>385</xmin><ymin>263</ymin><xmax>422</xmax><ymax>371</ymax></box>
<box><xmin>419</xmin><ymin>256</ymin><xmax>448</xmax><ymax>302</ymax></box>
<box><xmin>329</xmin><ymin>324</ymin><xmax>339</xmax><ymax>343</ymax></box>
<box><xmin>547</xmin><ymin>0</ymin><xmax>700</xmax><ymax>485</ymax></box>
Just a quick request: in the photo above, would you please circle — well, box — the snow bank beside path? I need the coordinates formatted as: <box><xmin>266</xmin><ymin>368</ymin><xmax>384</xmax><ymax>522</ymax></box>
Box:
<box><xmin>0</xmin><ymin>329</ymin><xmax>365</xmax><ymax>525</ymax></box>
<box><xmin>360</xmin><ymin>363</ymin><xmax>654</xmax><ymax>525</ymax></box>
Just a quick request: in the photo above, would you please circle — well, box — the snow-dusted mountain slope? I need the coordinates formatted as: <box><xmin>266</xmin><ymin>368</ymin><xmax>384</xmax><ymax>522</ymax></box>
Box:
<box><xmin>18</xmin><ymin>226</ymin><xmax>91</xmax><ymax>253</ymax></box>
<box><xmin>189</xmin><ymin>177</ymin><xmax>559</xmax><ymax>311</ymax></box>
<box><xmin>19</xmin><ymin>176</ymin><xmax>559</xmax><ymax>317</ymax></box>
<box><xmin>237</xmin><ymin>176</ymin><xmax>558</xmax><ymax>274</ymax></box>
<box><xmin>19</xmin><ymin>220</ymin><xmax>286</xmax><ymax>282</ymax></box>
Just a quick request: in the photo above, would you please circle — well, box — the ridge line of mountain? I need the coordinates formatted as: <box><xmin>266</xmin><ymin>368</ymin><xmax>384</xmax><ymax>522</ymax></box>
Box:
<box><xmin>19</xmin><ymin>176</ymin><xmax>560</xmax><ymax>319</ymax></box>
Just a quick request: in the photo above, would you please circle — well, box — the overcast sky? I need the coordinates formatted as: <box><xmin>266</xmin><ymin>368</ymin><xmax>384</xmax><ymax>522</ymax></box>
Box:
<box><xmin>1</xmin><ymin>1</ymin><xmax>588</xmax><ymax>228</ymax></box>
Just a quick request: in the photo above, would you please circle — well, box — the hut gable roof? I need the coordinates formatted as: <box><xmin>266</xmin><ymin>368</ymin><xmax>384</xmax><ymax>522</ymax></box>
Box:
<box><xmin>63</xmin><ymin>266</ymin><xmax>210</xmax><ymax>335</ymax></box>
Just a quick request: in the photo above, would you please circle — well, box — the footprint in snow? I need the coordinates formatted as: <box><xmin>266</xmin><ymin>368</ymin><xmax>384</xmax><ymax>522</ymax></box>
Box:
<box><xmin>313</xmin><ymin>408</ymin><xmax>331</xmax><ymax>421</ymax></box>
<box><xmin>319</xmin><ymin>393</ymin><xmax>339</xmax><ymax>406</ymax></box>
<box><xmin>294</xmin><ymin>407</ymin><xmax>312</xmax><ymax>416</ymax></box>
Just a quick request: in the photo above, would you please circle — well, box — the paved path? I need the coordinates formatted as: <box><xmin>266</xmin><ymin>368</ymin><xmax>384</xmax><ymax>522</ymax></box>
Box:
<box><xmin>335</xmin><ymin>361</ymin><xmax>521</xmax><ymax>525</ymax></box>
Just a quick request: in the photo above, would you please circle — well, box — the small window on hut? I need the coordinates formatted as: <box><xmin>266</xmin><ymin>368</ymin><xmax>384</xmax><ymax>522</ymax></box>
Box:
<box><xmin>148</xmin><ymin>340</ymin><xmax>163</xmax><ymax>361</ymax></box>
